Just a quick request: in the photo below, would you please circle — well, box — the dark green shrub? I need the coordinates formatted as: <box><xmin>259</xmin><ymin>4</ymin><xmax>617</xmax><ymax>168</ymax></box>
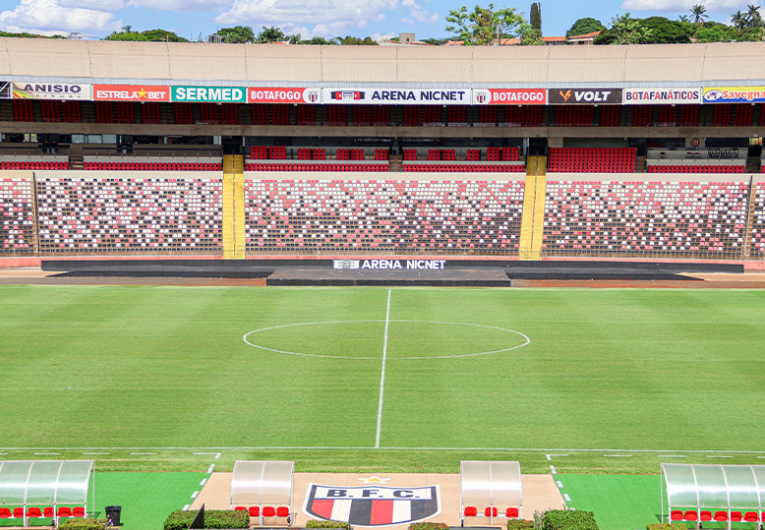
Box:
<box><xmin>508</xmin><ymin>520</ymin><xmax>535</xmax><ymax>530</ymax></box>
<box><xmin>306</xmin><ymin>520</ymin><xmax>351</xmax><ymax>530</ymax></box>
<box><xmin>410</xmin><ymin>523</ymin><xmax>448</xmax><ymax>530</ymax></box>
<box><xmin>59</xmin><ymin>519</ymin><xmax>109</xmax><ymax>530</ymax></box>
<box><xmin>163</xmin><ymin>509</ymin><xmax>248</xmax><ymax>530</ymax></box>
<box><xmin>647</xmin><ymin>524</ymin><xmax>687</xmax><ymax>530</ymax></box>
<box><xmin>542</xmin><ymin>510</ymin><xmax>599</xmax><ymax>530</ymax></box>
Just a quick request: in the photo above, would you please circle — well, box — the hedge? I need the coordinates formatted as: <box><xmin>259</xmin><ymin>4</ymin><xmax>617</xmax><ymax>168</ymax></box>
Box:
<box><xmin>647</xmin><ymin>524</ymin><xmax>687</xmax><ymax>530</ymax></box>
<box><xmin>542</xmin><ymin>510</ymin><xmax>599</xmax><ymax>530</ymax></box>
<box><xmin>306</xmin><ymin>520</ymin><xmax>351</xmax><ymax>530</ymax></box>
<box><xmin>59</xmin><ymin>519</ymin><xmax>109</xmax><ymax>530</ymax></box>
<box><xmin>163</xmin><ymin>509</ymin><xmax>249</xmax><ymax>530</ymax></box>
<box><xmin>507</xmin><ymin>520</ymin><xmax>535</xmax><ymax>530</ymax></box>
<box><xmin>409</xmin><ymin>523</ymin><xmax>449</xmax><ymax>530</ymax></box>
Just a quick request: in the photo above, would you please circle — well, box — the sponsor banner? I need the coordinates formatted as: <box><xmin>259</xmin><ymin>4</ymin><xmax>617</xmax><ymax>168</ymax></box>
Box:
<box><xmin>0</xmin><ymin>82</ymin><xmax>10</xmax><ymax>99</ymax></box>
<box><xmin>304</xmin><ymin>484</ymin><xmax>441</xmax><ymax>526</ymax></box>
<box><xmin>473</xmin><ymin>88</ymin><xmax>546</xmax><ymax>105</ymax></box>
<box><xmin>94</xmin><ymin>84</ymin><xmax>170</xmax><ymax>102</ymax></box>
<box><xmin>333</xmin><ymin>259</ymin><xmax>446</xmax><ymax>270</ymax></box>
<box><xmin>548</xmin><ymin>88</ymin><xmax>622</xmax><ymax>105</ymax></box>
<box><xmin>623</xmin><ymin>88</ymin><xmax>701</xmax><ymax>104</ymax></box>
<box><xmin>171</xmin><ymin>86</ymin><xmax>246</xmax><ymax>103</ymax></box>
<box><xmin>703</xmin><ymin>87</ymin><xmax>765</xmax><ymax>103</ymax></box>
<box><xmin>323</xmin><ymin>88</ymin><xmax>469</xmax><ymax>105</ymax></box>
<box><xmin>12</xmin><ymin>82</ymin><xmax>91</xmax><ymax>100</ymax></box>
<box><xmin>248</xmin><ymin>87</ymin><xmax>320</xmax><ymax>104</ymax></box>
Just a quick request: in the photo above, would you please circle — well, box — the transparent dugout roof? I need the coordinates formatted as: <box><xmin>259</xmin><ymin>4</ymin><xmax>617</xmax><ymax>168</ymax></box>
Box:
<box><xmin>0</xmin><ymin>461</ymin><xmax>94</xmax><ymax>506</ymax></box>
<box><xmin>230</xmin><ymin>461</ymin><xmax>294</xmax><ymax>508</ymax></box>
<box><xmin>460</xmin><ymin>461</ymin><xmax>522</xmax><ymax>508</ymax></box>
<box><xmin>662</xmin><ymin>464</ymin><xmax>765</xmax><ymax>509</ymax></box>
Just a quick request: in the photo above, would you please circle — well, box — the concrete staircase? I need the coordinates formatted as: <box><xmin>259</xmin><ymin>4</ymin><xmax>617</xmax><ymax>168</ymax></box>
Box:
<box><xmin>518</xmin><ymin>155</ymin><xmax>547</xmax><ymax>261</ymax></box>
<box><xmin>222</xmin><ymin>154</ymin><xmax>245</xmax><ymax>259</ymax></box>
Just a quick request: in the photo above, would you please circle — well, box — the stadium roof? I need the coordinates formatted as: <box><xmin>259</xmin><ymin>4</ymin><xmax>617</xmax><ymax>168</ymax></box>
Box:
<box><xmin>2</xmin><ymin>38</ymin><xmax>765</xmax><ymax>89</ymax></box>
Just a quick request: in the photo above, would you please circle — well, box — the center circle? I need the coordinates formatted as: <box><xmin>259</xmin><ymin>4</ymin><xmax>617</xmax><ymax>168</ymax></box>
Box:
<box><xmin>242</xmin><ymin>320</ymin><xmax>530</xmax><ymax>360</ymax></box>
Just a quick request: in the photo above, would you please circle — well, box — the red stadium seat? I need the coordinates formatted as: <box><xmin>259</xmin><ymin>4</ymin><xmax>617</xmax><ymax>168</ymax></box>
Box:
<box><xmin>713</xmin><ymin>511</ymin><xmax>728</xmax><ymax>522</ymax></box>
<box><xmin>464</xmin><ymin>506</ymin><xmax>477</xmax><ymax>517</ymax></box>
<box><xmin>44</xmin><ymin>507</ymin><xmax>55</xmax><ymax>518</ymax></box>
<box><xmin>484</xmin><ymin>507</ymin><xmax>497</xmax><ymax>517</ymax></box>
<box><xmin>276</xmin><ymin>507</ymin><xmax>289</xmax><ymax>517</ymax></box>
<box><xmin>13</xmin><ymin>508</ymin><xmax>23</xmax><ymax>518</ymax></box>
<box><xmin>235</xmin><ymin>506</ymin><xmax>246</xmax><ymax>511</ymax></box>
<box><xmin>506</xmin><ymin>508</ymin><xmax>519</xmax><ymax>518</ymax></box>
<box><xmin>0</xmin><ymin>508</ymin><xmax>10</xmax><ymax>518</ymax></box>
<box><xmin>700</xmin><ymin>510</ymin><xmax>712</xmax><ymax>521</ymax></box>
<box><xmin>730</xmin><ymin>511</ymin><xmax>743</xmax><ymax>522</ymax></box>
<box><xmin>249</xmin><ymin>507</ymin><xmax>260</xmax><ymax>517</ymax></box>
<box><xmin>262</xmin><ymin>506</ymin><xmax>275</xmax><ymax>517</ymax></box>
<box><xmin>684</xmin><ymin>510</ymin><xmax>698</xmax><ymax>521</ymax></box>
<box><xmin>73</xmin><ymin>507</ymin><xmax>85</xmax><ymax>517</ymax></box>
<box><xmin>58</xmin><ymin>507</ymin><xmax>72</xmax><ymax>518</ymax></box>
<box><xmin>27</xmin><ymin>507</ymin><xmax>43</xmax><ymax>518</ymax></box>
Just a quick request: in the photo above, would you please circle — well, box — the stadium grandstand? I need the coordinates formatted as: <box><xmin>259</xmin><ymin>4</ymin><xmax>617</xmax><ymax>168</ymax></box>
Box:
<box><xmin>2</xmin><ymin>38</ymin><xmax>765</xmax><ymax>267</ymax></box>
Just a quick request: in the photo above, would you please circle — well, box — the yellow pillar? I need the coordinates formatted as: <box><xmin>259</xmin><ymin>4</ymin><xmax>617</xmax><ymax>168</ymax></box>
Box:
<box><xmin>518</xmin><ymin>156</ymin><xmax>547</xmax><ymax>261</ymax></box>
<box><xmin>222</xmin><ymin>154</ymin><xmax>245</xmax><ymax>259</ymax></box>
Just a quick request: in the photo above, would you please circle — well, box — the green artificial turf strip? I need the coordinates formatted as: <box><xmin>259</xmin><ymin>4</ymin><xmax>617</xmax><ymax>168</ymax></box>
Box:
<box><xmin>1</xmin><ymin>285</ymin><xmax>765</xmax><ymax>473</ymax></box>
<box><xmin>557</xmin><ymin>474</ymin><xmax>662</xmax><ymax>530</ymax></box>
<box><xmin>94</xmin><ymin>472</ymin><xmax>207</xmax><ymax>529</ymax></box>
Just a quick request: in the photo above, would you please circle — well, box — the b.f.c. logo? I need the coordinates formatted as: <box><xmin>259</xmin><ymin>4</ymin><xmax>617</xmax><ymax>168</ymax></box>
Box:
<box><xmin>304</xmin><ymin>484</ymin><xmax>441</xmax><ymax>526</ymax></box>
<box><xmin>306</xmin><ymin>90</ymin><xmax>319</xmax><ymax>102</ymax></box>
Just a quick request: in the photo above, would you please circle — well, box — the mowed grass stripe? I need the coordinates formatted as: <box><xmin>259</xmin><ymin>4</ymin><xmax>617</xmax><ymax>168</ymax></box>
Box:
<box><xmin>2</xmin><ymin>286</ymin><xmax>765</xmax><ymax>472</ymax></box>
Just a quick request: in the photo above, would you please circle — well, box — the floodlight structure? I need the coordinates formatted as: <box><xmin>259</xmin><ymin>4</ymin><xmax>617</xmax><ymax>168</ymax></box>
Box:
<box><xmin>460</xmin><ymin>460</ymin><xmax>522</xmax><ymax>526</ymax></box>
<box><xmin>0</xmin><ymin>460</ymin><xmax>95</xmax><ymax>527</ymax></box>
<box><xmin>230</xmin><ymin>460</ymin><xmax>294</xmax><ymax>526</ymax></box>
<box><xmin>661</xmin><ymin>463</ymin><xmax>765</xmax><ymax>528</ymax></box>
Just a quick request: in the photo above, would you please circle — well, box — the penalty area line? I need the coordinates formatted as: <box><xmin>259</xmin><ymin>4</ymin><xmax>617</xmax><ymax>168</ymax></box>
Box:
<box><xmin>375</xmin><ymin>289</ymin><xmax>392</xmax><ymax>449</ymax></box>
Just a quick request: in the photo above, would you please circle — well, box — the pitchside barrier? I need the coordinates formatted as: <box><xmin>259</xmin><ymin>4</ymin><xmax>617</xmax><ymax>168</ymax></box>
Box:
<box><xmin>460</xmin><ymin>461</ymin><xmax>522</xmax><ymax>526</ymax></box>
<box><xmin>231</xmin><ymin>460</ymin><xmax>294</xmax><ymax>526</ymax></box>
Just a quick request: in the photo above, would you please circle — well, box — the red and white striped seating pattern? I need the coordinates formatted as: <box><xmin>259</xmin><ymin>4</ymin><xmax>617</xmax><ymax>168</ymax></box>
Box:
<box><xmin>750</xmin><ymin>184</ymin><xmax>765</xmax><ymax>257</ymax></box>
<box><xmin>402</xmin><ymin>164</ymin><xmax>525</xmax><ymax>173</ymax></box>
<box><xmin>35</xmin><ymin>178</ymin><xmax>222</xmax><ymax>253</ymax></box>
<box><xmin>548</xmin><ymin>148</ymin><xmax>636</xmax><ymax>173</ymax></box>
<box><xmin>245</xmin><ymin>163</ymin><xmax>388</xmax><ymax>172</ymax></box>
<box><xmin>1</xmin><ymin>178</ymin><xmax>34</xmax><ymax>254</ymax></box>
<box><xmin>244</xmin><ymin>180</ymin><xmax>525</xmax><ymax>254</ymax></box>
<box><xmin>2</xmin><ymin>162</ymin><xmax>69</xmax><ymax>170</ymax></box>
<box><xmin>543</xmin><ymin>181</ymin><xmax>748</xmax><ymax>258</ymax></box>
<box><xmin>84</xmin><ymin>162</ymin><xmax>222</xmax><ymax>171</ymax></box>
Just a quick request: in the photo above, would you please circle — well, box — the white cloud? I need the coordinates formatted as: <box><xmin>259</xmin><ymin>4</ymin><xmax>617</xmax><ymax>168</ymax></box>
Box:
<box><xmin>621</xmin><ymin>0</ymin><xmax>755</xmax><ymax>12</ymax></box>
<box><xmin>401</xmin><ymin>0</ymin><xmax>438</xmax><ymax>24</ymax></box>
<box><xmin>59</xmin><ymin>0</ymin><xmax>128</xmax><ymax>10</ymax></box>
<box><xmin>0</xmin><ymin>0</ymin><xmax>121</xmax><ymax>35</ymax></box>
<box><xmin>128</xmin><ymin>0</ymin><xmax>231</xmax><ymax>13</ymax></box>
<box><xmin>214</xmin><ymin>0</ymin><xmax>398</xmax><ymax>37</ymax></box>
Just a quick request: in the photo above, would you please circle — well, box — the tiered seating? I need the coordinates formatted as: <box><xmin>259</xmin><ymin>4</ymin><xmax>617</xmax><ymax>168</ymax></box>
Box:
<box><xmin>403</xmin><ymin>107</ymin><xmax>422</xmax><ymax>126</ymax></box>
<box><xmin>350</xmin><ymin>149</ymin><xmax>364</xmax><ymax>160</ymax></box>
<box><xmin>244</xmin><ymin>179</ymin><xmax>524</xmax><ymax>254</ymax></box>
<box><xmin>252</xmin><ymin>104</ymin><xmax>270</xmax><ymax>125</ymax></box>
<box><xmin>329</xmin><ymin>106</ymin><xmax>348</xmax><ymax>126</ymax></box>
<box><xmin>62</xmin><ymin>101</ymin><xmax>82</xmax><ymax>123</ymax></box>
<box><xmin>423</xmin><ymin>107</ymin><xmax>442</xmax><ymax>125</ymax></box>
<box><xmin>600</xmin><ymin>106</ymin><xmax>620</xmax><ymax>127</ymax></box>
<box><xmin>83</xmin><ymin>161</ymin><xmax>221</xmax><ymax>171</ymax></box>
<box><xmin>712</xmin><ymin>104</ymin><xmax>733</xmax><ymax>126</ymax></box>
<box><xmin>371</xmin><ymin>106</ymin><xmax>390</xmax><ymax>126</ymax></box>
<box><xmin>467</xmin><ymin>149</ymin><xmax>481</xmax><ymax>161</ymax></box>
<box><xmin>553</xmin><ymin>106</ymin><xmax>593</xmax><ymax>126</ymax></box>
<box><xmin>502</xmin><ymin>148</ymin><xmax>520</xmax><ymax>161</ymax></box>
<box><xmin>114</xmin><ymin>102</ymin><xmax>135</xmax><ymax>124</ymax></box>
<box><xmin>1</xmin><ymin>161</ymin><xmax>68</xmax><ymax>170</ymax></box>
<box><xmin>403</xmin><ymin>149</ymin><xmax>417</xmax><ymax>161</ymax></box>
<box><xmin>648</xmin><ymin>147</ymin><xmax>746</xmax><ymax>173</ymax></box>
<box><xmin>749</xmin><ymin>184</ymin><xmax>765</xmax><ymax>258</ymax></box>
<box><xmin>679</xmin><ymin>105</ymin><xmax>698</xmax><ymax>126</ymax></box>
<box><xmin>632</xmin><ymin>105</ymin><xmax>651</xmax><ymax>127</ymax></box>
<box><xmin>1</xmin><ymin>177</ymin><xmax>35</xmax><ymax>254</ymax></box>
<box><xmin>375</xmin><ymin>149</ymin><xmax>388</xmax><ymax>160</ymax></box>
<box><xmin>13</xmin><ymin>100</ymin><xmax>34</xmax><ymax>122</ymax></box>
<box><xmin>657</xmin><ymin>106</ymin><xmax>676</xmax><ymax>126</ymax></box>
<box><xmin>548</xmin><ymin>147</ymin><xmax>635</xmax><ymax>173</ymax></box>
<box><xmin>544</xmin><ymin>180</ymin><xmax>748</xmax><ymax>258</ymax></box>
<box><xmin>250</xmin><ymin>146</ymin><xmax>268</xmax><ymax>159</ymax></box>
<box><xmin>269</xmin><ymin>146</ymin><xmax>287</xmax><ymax>159</ymax></box>
<box><xmin>141</xmin><ymin>102</ymin><xmax>161</xmax><ymax>125</ymax></box>
<box><xmin>503</xmin><ymin>106</ymin><xmax>542</xmax><ymax>126</ymax></box>
<box><xmin>246</xmin><ymin>162</ymin><xmax>387</xmax><ymax>172</ymax></box>
<box><xmin>296</xmin><ymin>106</ymin><xmax>314</xmax><ymax>126</ymax></box>
<box><xmin>40</xmin><ymin>101</ymin><xmax>61</xmax><ymax>123</ymax></box>
<box><xmin>477</xmin><ymin>106</ymin><xmax>498</xmax><ymax>126</ymax></box>
<box><xmin>732</xmin><ymin>103</ymin><xmax>753</xmax><ymax>126</ymax></box>
<box><xmin>403</xmin><ymin>164</ymin><xmax>525</xmax><ymax>173</ymax></box>
<box><xmin>648</xmin><ymin>164</ymin><xmax>745</xmax><ymax>173</ymax></box>
<box><xmin>36</xmin><ymin>177</ymin><xmax>222</xmax><ymax>253</ymax></box>
<box><xmin>221</xmin><ymin>104</ymin><xmax>238</xmax><ymax>125</ymax></box>
<box><xmin>351</xmin><ymin>106</ymin><xmax>369</xmax><ymax>126</ymax></box>
<box><xmin>199</xmin><ymin>103</ymin><xmax>219</xmax><ymax>124</ymax></box>
<box><xmin>174</xmin><ymin>103</ymin><xmax>194</xmax><ymax>125</ymax></box>
<box><xmin>272</xmin><ymin>105</ymin><xmax>289</xmax><ymax>125</ymax></box>
<box><xmin>447</xmin><ymin>106</ymin><xmax>467</xmax><ymax>125</ymax></box>
<box><xmin>94</xmin><ymin>102</ymin><xmax>113</xmax><ymax>124</ymax></box>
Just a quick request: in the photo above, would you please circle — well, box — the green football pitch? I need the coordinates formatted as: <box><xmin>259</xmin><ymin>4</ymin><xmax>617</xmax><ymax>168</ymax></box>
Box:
<box><xmin>1</xmin><ymin>285</ymin><xmax>764</xmax><ymax>474</ymax></box>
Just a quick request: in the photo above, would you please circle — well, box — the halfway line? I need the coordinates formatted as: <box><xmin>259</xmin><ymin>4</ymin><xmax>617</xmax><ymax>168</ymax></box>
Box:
<box><xmin>375</xmin><ymin>289</ymin><xmax>392</xmax><ymax>449</ymax></box>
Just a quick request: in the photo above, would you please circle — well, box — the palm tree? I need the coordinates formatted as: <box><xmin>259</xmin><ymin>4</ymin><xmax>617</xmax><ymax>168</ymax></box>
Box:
<box><xmin>678</xmin><ymin>14</ymin><xmax>691</xmax><ymax>23</ymax></box>
<box><xmin>731</xmin><ymin>10</ymin><xmax>747</xmax><ymax>29</ymax></box>
<box><xmin>690</xmin><ymin>4</ymin><xmax>709</xmax><ymax>26</ymax></box>
<box><xmin>747</xmin><ymin>4</ymin><xmax>762</xmax><ymax>28</ymax></box>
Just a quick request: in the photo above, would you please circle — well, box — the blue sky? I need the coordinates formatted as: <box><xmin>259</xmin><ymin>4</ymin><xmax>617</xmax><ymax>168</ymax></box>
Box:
<box><xmin>0</xmin><ymin>0</ymin><xmax>757</xmax><ymax>41</ymax></box>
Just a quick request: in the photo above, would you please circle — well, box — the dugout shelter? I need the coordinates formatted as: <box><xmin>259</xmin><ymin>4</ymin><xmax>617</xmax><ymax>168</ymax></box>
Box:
<box><xmin>0</xmin><ymin>460</ymin><xmax>94</xmax><ymax>527</ymax></box>
<box><xmin>661</xmin><ymin>463</ymin><xmax>765</xmax><ymax>527</ymax></box>
<box><xmin>460</xmin><ymin>460</ymin><xmax>522</xmax><ymax>525</ymax></box>
<box><xmin>230</xmin><ymin>460</ymin><xmax>294</xmax><ymax>525</ymax></box>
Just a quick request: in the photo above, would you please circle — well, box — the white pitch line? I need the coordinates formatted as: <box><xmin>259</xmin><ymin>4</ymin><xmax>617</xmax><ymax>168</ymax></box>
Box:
<box><xmin>130</xmin><ymin>452</ymin><xmax>156</xmax><ymax>455</ymax></box>
<box><xmin>556</xmin><ymin>481</ymin><xmax>564</xmax><ymax>488</ymax></box>
<box><xmin>707</xmin><ymin>455</ymin><xmax>733</xmax><ymax>458</ymax></box>
<box><xmin>207</xmin><ymin>464</ymin><xmax>215</xmax><ymax>473</ymax></box>
<box><xmin>183</xmin><ymin>505</ymin><xmax>190</xmax><ymax>511</ymax></box>
<box><xmin>34</xmin><ymin>453</ymin><xmax>60</xmax><ymax>455</ymax></box>
<box><xmin>604</xmin><ymin>455</ymin><xmax>633</xmax><ymax>458</ymax></box>
<box><xmin>550</xmin><ymin>465</ymin><xmax>557</xmax><ymax>474</ymax></box>
<box><xmin>194</xmin><ymin>452</ymin><xmax>221</xmax><ymax>459</ymax></box>
<box><xmin>546</xmin><ymin>454</ymin><xmax>569</xmax><ymax>460</ymax></box>
<box><xmin>191</xmin><ymin>491</ymin><xmax>199</xmax><ymax>499</ymax></box>
<box><xmin>83</xmin><ymin>452</ymin><xmax>110</xmax><ymax>455</ymax></box>
<box><xmin>200</xmin><ymin>479</ymin><xmax>208</xmax><ymax>486</ymax></box>
<box><xmin>659</xmin><ymin>455</ymin><xmax>687</xmax><ymax>458</ymax></box>
<box><xmin>374</xmin><ymin>289</ymin><xmax>392</xmax><ymax>449</ymax></box>
<box><xmin>563</xmin><ymin>494</ymin><xmax>571</xmax><ymax>502</ymax></box>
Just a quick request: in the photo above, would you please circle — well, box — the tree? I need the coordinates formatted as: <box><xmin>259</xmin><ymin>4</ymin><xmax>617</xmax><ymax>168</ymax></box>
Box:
<box><xmin>639</xmin><ymin>16</ymin><xmax>693</xmax><ymax>43</ymax></box>
<box><xmin>105</xmin><ymin>32</ymin><xmax>148</xmax><ymax>41</ymax></box>
<box><xmin>301</xmin><ymin>36</ymin><xmax>335</xmax><ymax>45</ymax></box>
<box><xmin>678</xmin><ymin>14</ymin><xmax>691</xmax><ymax>23</ymax></box>
<box><xmin>421</xmin><ymin>37</ymin><xmax>450</xmax><ymax>45</ymax></box>
<box><xmin>445</xmin><ymin>3</ymin><xmax>527</xmax><ymax>45</ymax></box>
<box><xmin>604</xmin><ymin>13</ymin><xmax>654</xmax><ymax>44</ymax></box>
<box><xmin>520</xmin><ymin>28</ymin><xmax>543</xmax><ymax>45</ymax></box>
<box><xmin>287</xmin><ymin>34</ymin><xmax>301</xmax><ymax>44</ymax></box>
<box><xmin>566</xmin><ymin>17</ymin><xmax>606</xmax><ymax>37</ymax></box>
<box><xmin>141</xmin><ymin>29</ymin><xmax>188</xmax><ymax>42</ymax></box>
<box><xmin>211</xmin><ymin>26</ymin><xmax>255</xmax><ymax>43</ymax></box>
<box><xmin>747</xmin><ymin>4</ymin><xmax>762</xmax><ymax>28</ymax></box>
<box><xmin>530</xmin><ymin>2</ymin><xmax>541</xmax><ymax>31</ymax></box>
<box><xmin>695</xmin><ymin>23</ymin><xmax>736</xmax><ymax>42</ymax></box>
<box><xmin>731</xmin><ymin>11</ymin><xmax>747</xmax><ymax>29</ymax></box>
<box><xmin>690</xmin><ymin>4</ymin><xmax>708</xmax><ymax>26</ymax></box>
